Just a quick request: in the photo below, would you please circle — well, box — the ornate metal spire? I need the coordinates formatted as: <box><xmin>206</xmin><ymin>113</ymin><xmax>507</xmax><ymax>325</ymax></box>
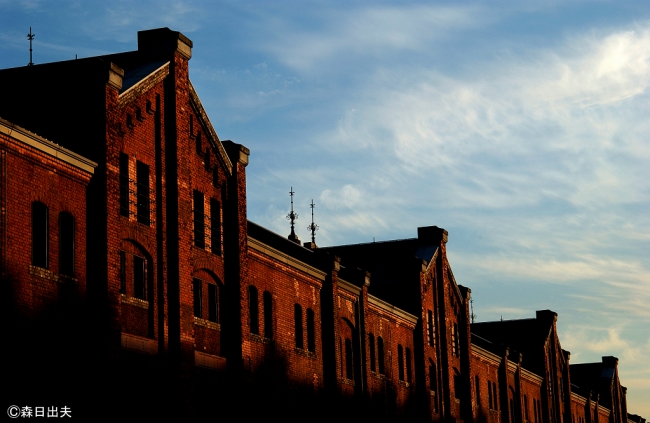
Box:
<box><xmin>27</xmin><ymin>27</ymin><xmax>35</xmax><ymax>66</ymax></box>
<box><xmin>307</xmin><ymin>199</ymin><xmax>319</xmax><ymax>244</ymax></box>
<box><xmin>286</xmin><ymin>187</ymin><xmax>300</xmax><ymax>244</ymax></box>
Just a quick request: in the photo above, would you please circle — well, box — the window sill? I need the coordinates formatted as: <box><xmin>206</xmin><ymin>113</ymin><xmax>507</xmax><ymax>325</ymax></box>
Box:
<box><xmin>195</xmin><ymin>317</ymin><xmax>220</xmax><ymax>331</ymax></box>
<box><xmin>120</xmin><ymin>294</ymin><xmax>149</xmax><ymax>309</ymax></box>
<box><xmin>295</xmin><ymin>348</ymin><xmax>316</xmax><ymax>359</ymax></box>
<box><xmin>121</xmin><ymin>333</ymin><xmax>157</xmax><ymax>355</ymax></box>
<box><xmin>250</xmin><ymin>333</ymin><xmax>271</xmax><ymax>344</ymax></box>
<box><xmin>399</xmin><ymin>380</ymin><xmax>412</xmax><ymax>388</ymax></box>
<box><xmin>29</xmin><ymin>265</ymin><xmax>77</xmax><ymax>284</ymax></box>
<box><xmin>371</xmin><ymin>372</ymin><xmax>387</xmax><ymax>380</ymax></box>
<box><xmin>341</xmin><ymin>378</ymin><xmax>355</xmax><ymax>386</ymax></box>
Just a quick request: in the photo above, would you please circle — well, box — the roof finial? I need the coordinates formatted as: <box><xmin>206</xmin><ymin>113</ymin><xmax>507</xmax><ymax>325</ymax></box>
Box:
<box><xmin>27</xmin><ymin>27</ymin><xmax>35</xmax><ymax>66</ymax></box>
<box><xmin>307</xmin><ymin>199</ymin><xmax>319</xmax><ymax>245</ymax></box>
<box><xmin>470</xmin><ymin>298</ymin><xmax>476</xmax><ymax>324</ymax></box>
<box><xmin>287</xmin><ymin>187</ymin><xmax>300</xmax><ymax>244</ymax></box>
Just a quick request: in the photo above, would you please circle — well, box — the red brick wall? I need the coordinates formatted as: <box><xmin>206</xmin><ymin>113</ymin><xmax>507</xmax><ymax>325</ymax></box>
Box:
<box><xmin>1</xmin><ymin>130</ymin><xmax>92</xmax><ymax>316</ymax></box>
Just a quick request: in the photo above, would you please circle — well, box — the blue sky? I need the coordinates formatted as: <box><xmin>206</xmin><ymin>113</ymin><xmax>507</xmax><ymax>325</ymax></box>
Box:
<box><xmin>1</xmin><ymin>0</ymin><xmax>648</xmax><ymax>414</ymax></box>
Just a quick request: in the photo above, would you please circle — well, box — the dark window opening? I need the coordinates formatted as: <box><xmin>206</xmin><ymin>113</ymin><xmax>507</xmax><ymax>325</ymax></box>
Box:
<box><xmin>205</xmin><ymin>150</ymin><xmax>211</xmax><ymax>170</ymax></box>
<box><xmin>59</xmin><ymin>212</ymin><xmax>74</xmax><ymax>276</ymax></box>
<box><xmin>136</xmin><ymin>161</ymin><xmax>150</xmax><ymax>225</ymax></box>
<box><xmin>193</xmin><ymin>190</ymin><xmax>205</xmax><ymax>248</ymax></box>
<box><xmin>294</xmin><ymin>303</ymin><xmax>303</xmax><ymax>349</ymax></box>
<box><xmin>377</xmin><ymin>336</ymin><xmax>385</xmax><ymax>375</ymax></box>
<box><xmin>454</xmin><ymin>373</ymin><xmax>461</xmax><ymax>400</ymax></box>
<box><xmin>475</xmin><ymin>375</ymin><xmax>481</xmax><ymax>407</ymax></box>
<box><xmin>406</xmin><ymin>347</ymin><xmax>412</xmax><ymax>383</ymax></box>
<box><xmin>208</xmin><ymin>283</ymin><xmax>218</xmax><ymax>323</ymax></box>
<box><xmin>524</xmin><ymin>395</ymin><xmax>529</xmax><ymax>422</ymax></box>
<box><xmin>249</xmin><ymin>286</ymin><xmax>259</xmax><ymax>334</ymax></box>
<box><xmin>488</xmin><ymin>381</ymin><xmax>493</xmax><ymax>410</ymax></box>
<box><xmin>263</xmin><ymin>291</ymin><xmax>273</xmax><ymax>339</ymax></box>
<box><xmin>213</xmin><ymin>167</ymin><xmax>219</xmax><ymax>187</ymax></box>
<box><xmin>133</xmin><ymin>255</ymin><xmax>146</xmax><ymax>300</ymax></box>
<box><xmin>307</xmin><ymin>308</ymin><xmax>315</xmax><ymax>352</ymax></box>
<box><xmin>193</xmin><ymin>278</ymin><xmax>202</xmax><ymax>318</ymax></box>
<box><xmin>32</xmin><ymin>202</ymin><xmax>48</xmax><ymax>268</ymax></box>
<box><xmin>345</xmin><ymin>338</ymin><xmax>353</xmax><ymax>380</ymax></box>
<box><xmin>119</xmin><ymin>251</ymin><xmax>126</xmax><ymax>294</ymax></box>
<box><xmin>427</xmin><ymin>310</ymin><xmax>435</xmax><ymax>346</ymax></box>
<box><xmin>398</xmin><ymin>344</ymin><xmax>405</xmax><ymax>381</ymax></box>
<box><xmin>196</xmin><ymin>131</ymin><xmax>202</xmax><ymax>155</ymax></box>
<box><xmin>210</xmin><ymin>198</ymin><xmax>221</xmax><ymax>254</ymax></box>
<box><xmin>369</xmin><ymin>333</ymin><xmax>376</xmax><ymax>372</ymax></box>
<box><xmin>119</xmin><ymin>153</ymin><xmax>129</xmax><ymax>217</ymax></box>
<box><xmin>429</xmin><ymin>360</ymin><xmax>437</xmax><ymax>392</ymax></box>
<box><xmin>492</xmin><ymin>381</ymin><xmax>498</xmax><ymax>410</ymax></box>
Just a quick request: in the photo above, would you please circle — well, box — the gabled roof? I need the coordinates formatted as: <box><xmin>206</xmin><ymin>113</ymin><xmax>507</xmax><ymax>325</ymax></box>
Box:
<box><xmin>471</xmin><ymin>311</ymin><xmax>557</xmax><ymax>375</ymax></box>
<box><xmin>320</xmin><ymin>234</ymin><xmax>439</xmax><ymax>314</ymax></box>
<box><xmin>570</xmin><ymin>357</ymin><xmax>619</xmax><ymax>408</ymax></box>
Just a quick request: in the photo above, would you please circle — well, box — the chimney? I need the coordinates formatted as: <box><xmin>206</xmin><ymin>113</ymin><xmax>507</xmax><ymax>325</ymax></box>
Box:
<box><xmin>417</xmin><ymin>226</ymin><xmax>448</xmax><ymax>245</ymax></box>
<box><xmin>138</xmin><ymin>27</ymin><xmax>193</xmax><ymax>60</ymax></box>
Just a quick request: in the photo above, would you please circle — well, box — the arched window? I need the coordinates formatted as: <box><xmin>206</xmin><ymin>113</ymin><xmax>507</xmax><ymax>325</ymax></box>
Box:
<box><xmin>32</xmin><ymin>201</ymin><xmax>48</xmax><ymax>268</ymax></box>
<box><xmin>345</xmin><ymin>338</ymin><xmax>353</xmax><ymax>380</ymax></box>
<box><xmin>368</xmin><ymin>333</ymin><xmax>376</xmax><ymax>372</ymax></box>
<box><xmin>208</xmin><ymin>282</ymin><xmax>219</xmax><ymax>323</ymax></box>
<box><xmin>118</xmin><ymin>243</ymin><xmax>149</xmax><ymax>301</ymax></box>
<box><xmin>193</xmin><ymin>279</ymin><xmax>202</xmax><ymax>318</ymax></box>
<box><xmin>249</xmin><ymin>286</ymin><xmax>259</xmax><ymax>334</ymax></box>
<box><xmin>377</xmin><ymin>336</ymin><xmax>385</xmax><ymax>375</ymax></box>
<box><xmin>294</xmin><ymin>304</ymin><xmax>303</xmax><ymax>348</ymax></box>
<box><xmin>306</xmin><ymin>308</ymin><xmax>315</xmax><ymax>352</ymax></box>
<box><xmin>405</xmin><ymin>347</ymin><xmax>412</xmax><ymax>383</ymax></box>
<box><xmin>398</xmin><ymin>344</ymin><xmax>405</xmax><ymax>381</ymax></box>
<box><xmin>263</xmin><ymin>291</ymin><xmax>273</xmax><ymax>339</ymax></box>
<box><xmin>59</xmin><ymin>212</ymin><xmax>74</xmax><ymax>276</ymax></box>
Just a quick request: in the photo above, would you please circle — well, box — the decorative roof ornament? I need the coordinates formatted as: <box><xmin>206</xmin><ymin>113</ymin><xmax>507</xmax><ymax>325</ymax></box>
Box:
<box><xmin>287</xmin><ymin>187</ymin><xmax>300</xmax><ymax>244</ymax></box>
<box><xmin>307</xmin><ymin>199</ymin><xmax>319</xmax><ymax>245</ymax></box>
<box><xmin>27</xmin><ymin>27</ymin><xmax>35</xmax><ymax>66</ymax></box>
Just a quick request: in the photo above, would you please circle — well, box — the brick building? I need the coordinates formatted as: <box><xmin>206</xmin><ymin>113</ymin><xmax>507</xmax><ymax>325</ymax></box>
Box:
<box><xmin>0</xmin><ymin>28</ymin><xmax>645</xmax><ymax>422</ymax></box>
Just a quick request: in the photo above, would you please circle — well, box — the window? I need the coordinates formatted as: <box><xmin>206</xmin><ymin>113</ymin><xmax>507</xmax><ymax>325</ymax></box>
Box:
<box><xmin>208</xmin><ymin>283</ymin><xmax>218</xmax><ymax>323</ymax></box>
<box><xmin>294</xmin><ymin>303</ymin><xmax>303</xmax><ymax>349</ymax></box>
<box><xmin>263</xmin><ymin>291</ymin><xmax>273</xmax><ymax>339</ymax></box>
<box><xmin>377</xmin><ymin>336</ymin><xmax>385</xmax><ymax>375</ymax></box>
<box><xmin>427</xmin><ymin>310</ymin><xmax>435</xmax><ymax>346</ymax></box>
<box><xmin>488</xmin><ymin>381</ymin><xmax>493</xmax><ymax>410</ymax></box>
<box><xmin>193</xmin><ymin>279</ymin><xmax>202</xmax><ymax>318</ymax></box>
<box><xmin>193</xmin><ymin>190</ymin><xmax>205</xmax><ymax>248</ymax></box>
<box><xmin>344</xmin><ymin>338</ymin><xmax>353</xmax><ymax>380</ymax></box>
<box><xmin>204</xmin><ymin>149</ymin><xmax>211</xmax><ymax>170</ymax></box>
<box><xmin>120</xmin><ymin>251</ymin><xmax>126</xmax><ymax>294</ymax></box>
<box><xmin>524</xmin><ymin>395</ymin><xmax>529</xmax><ymax>422</ymax></box>
<box><xmin>196</xmin><ymin>131</ymin><xmax>202</xmax><ymax>154</ymax></box>
<box><xmin>249</xmin><ymin>286</ymin><xmax>259</xmax><ymax>334</ymax></box>
<box><xmin>492</xmin><ymin>381</ymin><xmax>498</xmax><ymax>410</ymax></box>
<box><xmin>405</xmin><ymin>347</ymin><xmax>412</xmax><ymax>384</ymax></box>
<box><xmin>429</xmin><ymin>360</ymin><xmax>437</xmax><ymax>392</ymax></box>
<box><xmin>398</xmin><ymin>344</ymin><xmax>405</xmax><ymax>381</ymax></box>
<box><xmin>533</xmin><ymin>399</ymin><xmax>538</xmax><ymax>423</ymax></box>
<box><xmin>454</xmin><ymin>372</ymin><xmax>461</xmax><ymax>400</ymax></box>
<box><xmin>430</xmin><ymin>359</ymin><xmax>438</xmax><ymax>412</ymax></box>
<box><xmin>133</xmin><ymin>255</ymin><xmax>146</xmax><ymax>300</ymax></box>
<box><xmin>475</xmin><ymin>375</ymin><xmax>481</xmax><ymax>407</ymax></box>
<box><xmin>210</xmin><ymin>198</ymin><xmax>221</xmax><ymax>254</ymax></box>
<box><xmin>212</xmin><ymin>167</ymin><xmax>219</xmax><ymax>187</ymax></box>
<box><xmin>136</xmin><ymin>161</ymin><xmax>150</xmax><ymax>225</ymax></box>
<box><xmin>119</xmin><ymin>153</ymin><xmax>129</xmax><ymax>217</ymax></box>
<box><xmin>32</xmin><ymin>201</ymin><xmax>48</xmax><ymax>268</ymax></box>
<box><xmin>369</xmin><ymin>333</ymin><xmax>376</xmax><ymax>372</ymax></box>
<box><xmin>452</xmin><ymin>323</ymin><xmax>460</xmax><ymax>357</ymax></box>
<box><xmin>59</xmin><ymin>212</ymin><xmax>74</xmax><ymax>276</ymax></box>
<box><xmin>307</xmin><ymin>308</ymin><xmax>315</xmax><ymax>352</ymax></box>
